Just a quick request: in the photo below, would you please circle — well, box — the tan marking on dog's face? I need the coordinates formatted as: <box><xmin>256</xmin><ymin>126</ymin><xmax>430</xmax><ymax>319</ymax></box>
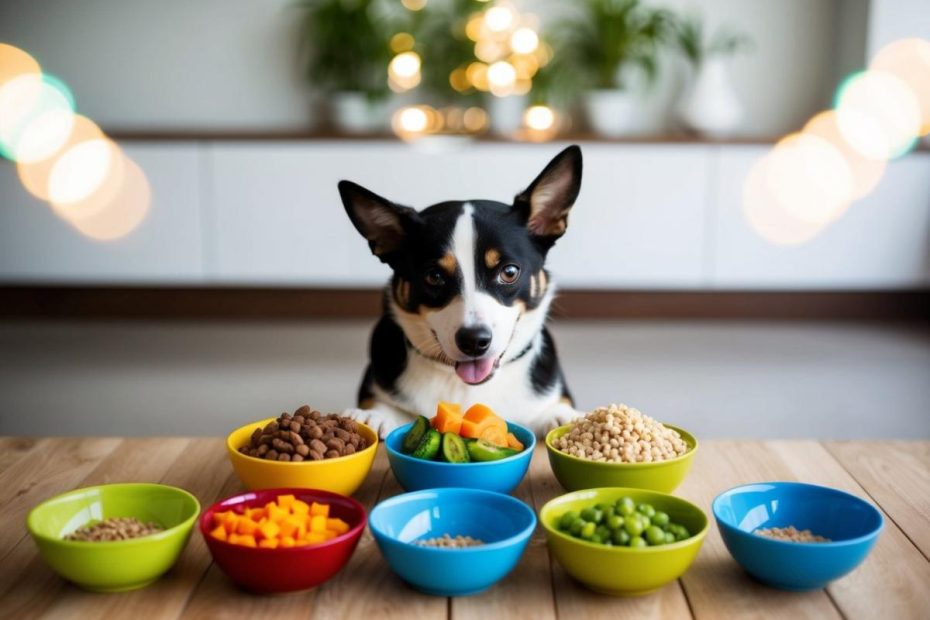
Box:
<box><xmin>438</xmin><ymin>253</ymin><xmax>457</xmax><ymax>275</ymax></box>
<box><xmin>484</xmin><ymin>248</ymin><xmax>501</xmax><ymax>269</ymax></box>
<box><xmin>394</xmin><ymin>279</ymin><xmax>411</xmax><ymax>307</ymax></box>
<box><xmin>559</xmin><ymin>395</ymin><xmax>573</xmax><ymax>406</ymax></box>
<box><xmin>358</xmin><ymin>398</ymin><xmax>376</xmax><ymax>409</ymax></box>
<box><xmin>537</xmin><ymin>270</ymin><xmax>547</xmax><ymax>297</ymax></box>
<box><xmin>529</xmin><ymin>273</ymin><xmax>538</xmax><ymax>298</ymax></box>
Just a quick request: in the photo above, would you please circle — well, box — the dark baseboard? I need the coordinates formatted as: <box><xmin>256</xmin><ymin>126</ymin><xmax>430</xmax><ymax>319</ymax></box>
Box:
<box><xmin>0</xmin><ymin>286</ymin><xmax>927</xmax><ymax>321</ymax></box>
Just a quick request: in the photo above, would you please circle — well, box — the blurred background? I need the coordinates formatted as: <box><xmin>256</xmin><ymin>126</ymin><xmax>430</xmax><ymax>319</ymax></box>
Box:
<box><xmin>0</xmin><ymin>0</ymin><xmax>927</xmax><ymax>438</ymax></box>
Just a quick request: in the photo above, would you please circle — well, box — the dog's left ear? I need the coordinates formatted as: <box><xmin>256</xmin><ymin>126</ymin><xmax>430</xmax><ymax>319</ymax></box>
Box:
<box><xmin>514</xmin><ymin>145</ymin><xmax>582</xmax><ymax>243</ymax></box>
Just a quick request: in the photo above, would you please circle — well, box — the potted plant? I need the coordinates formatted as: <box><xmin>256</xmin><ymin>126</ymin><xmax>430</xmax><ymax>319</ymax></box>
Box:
<box><xmin>543</xmin><ymin>0</ymin><xmax>674</xmax><ymax>137</ymax></box>
<box><xmin>296</xmin><ymin>0</ymin><xmax>396</xmax><ymax>133</ymax></box>
<box><xmin>673</xmin><ymin>14</ymin><xmax>752</xmax><ymax>137</ymax></box>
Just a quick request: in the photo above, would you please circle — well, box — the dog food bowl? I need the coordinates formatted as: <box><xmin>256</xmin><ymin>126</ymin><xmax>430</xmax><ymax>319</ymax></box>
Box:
<box><xmin>713</xmin><ymin>481</ymin><xmax>883</xmax><ymax>591</ymax></box>
<box><xmin>384</xmin><ymin>421</ymin><xmax>535</xmax><ymax>494</ymax></box>
<box><xmin>540</xmin><ymin>487</ymin><xmax>708</xmax><ymax>596</ymax></box>
<box><xmin>226</xmin><ymin>417</ymin><xmax>378</xmax><ymax>495</ymax></box>
<box><xmin>200</xmin><ymin>488</ymin><xmax>366</xmax><ymax>593</ymax></box>
<box><xmin>545</xmin><ymin>423</ymin><xmax>697</xmax><ymax>493</ymax></box>
<box><xmin>26</xmin><ymin>483</ymin><xmax>200</xmax><ymax>592</ymax></box>
<box><xmin>368</xmin><ymin>487</ymin><xmax>536</xmax><ymax>596</ymax></box>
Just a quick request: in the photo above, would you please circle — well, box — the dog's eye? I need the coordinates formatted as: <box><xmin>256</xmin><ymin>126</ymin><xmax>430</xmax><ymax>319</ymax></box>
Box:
<box><xmin>424</xmin><ymin>268</ymin><xmax>445</xmax><ymax>287</ymax></box>
<box><xmin>499</xmin><ymin>264</ymin><xmax>521</xmax><ymax>284</ymax></box>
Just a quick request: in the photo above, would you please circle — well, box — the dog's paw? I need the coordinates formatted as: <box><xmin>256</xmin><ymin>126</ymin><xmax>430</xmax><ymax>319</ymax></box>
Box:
<box><xmin>537</xmin><ymin>404</ymin><xmax>584</xmax><ymax>436</ymax></box>
<box><xmin>342</xmin><ymin>407</ymin><xmax>411</xmax><ymax>439</ymax></box>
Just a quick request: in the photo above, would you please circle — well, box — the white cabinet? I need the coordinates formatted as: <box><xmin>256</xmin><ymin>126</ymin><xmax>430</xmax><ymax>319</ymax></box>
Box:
<box><xmin>711</xmin><ymin>146</ymin><xmax>930</xmax><ymax>289</ymax></box>
<box><xmin>0</xmin><ymin>144</ymin><xmax>204</xmax><ymax>283</ymax></box>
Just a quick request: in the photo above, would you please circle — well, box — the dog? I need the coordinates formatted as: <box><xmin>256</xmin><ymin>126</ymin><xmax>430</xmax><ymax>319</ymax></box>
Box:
<box><xmin>339</xmin><ymin>145</ymin><xmax>584</xmax><ymax>437</ymax></box>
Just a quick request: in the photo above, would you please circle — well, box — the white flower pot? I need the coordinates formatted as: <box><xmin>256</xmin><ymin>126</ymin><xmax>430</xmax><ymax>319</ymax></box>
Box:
<box><xmin>488</xmin><ymin>94</ymin><xmax>529</xmax><ymax>136</ymax></box>
<box><xmin>677</xmin><ymin>58</ymin><xmax>743</xmax><ymax>138</ymax></box>
<box><xmin>330</xmin><ymin>92</ymin><xmax>390</xmax><ymax>134</ymax></box>
<box><xmin>583</xmin><ymin>89</ymin><xmax>643</xmax><ymax>137</ymax></box>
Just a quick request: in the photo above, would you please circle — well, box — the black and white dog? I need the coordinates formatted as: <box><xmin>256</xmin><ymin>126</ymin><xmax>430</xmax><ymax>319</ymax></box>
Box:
<box><xmin>340</xmin><ymin>145</ymin><xmax>583</xmax><ymax>437</ymax></box>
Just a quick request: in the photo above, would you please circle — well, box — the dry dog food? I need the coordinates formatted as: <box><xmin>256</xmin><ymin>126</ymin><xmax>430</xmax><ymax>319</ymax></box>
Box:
<box><xmin>415</xmin><ymin>534</ymin><xmax>485</xmax><ymax>548</ymax></box>
<box><xmin>554</xmin><ymin>403</ymin><xmax>689</xmax><ymax>463</ymax></box>
<box><xmin>238</xmin><ymin>406</ymin><xmax>368</xmax><ymax>461</ymax></box>
<box><xmin>210</xmin><ymin>494</ymin><xmax>350</xmax><ymax>548</ymax></box>
<box><xmin>754</xmin><ymin>526</ymin><xmax>830</xmax><ymax>543</ymax></box>
<box><xmin>65</xmin><ymin>517</ymin><xmax>163</xmax><ymax>542</ymax></box>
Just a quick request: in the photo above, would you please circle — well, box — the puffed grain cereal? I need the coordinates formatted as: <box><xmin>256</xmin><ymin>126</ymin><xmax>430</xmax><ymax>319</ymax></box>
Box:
<box><xmin>554</xmin><ymin>403</ymin><xmax>689</xmax><ymax>463</ymax></box>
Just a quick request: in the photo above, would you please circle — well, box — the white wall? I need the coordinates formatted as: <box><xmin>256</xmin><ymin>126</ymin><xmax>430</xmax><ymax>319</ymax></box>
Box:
<box><xmin>867</xmin><ymin>0</ymin><xmax>930</xmax><ymax>56</ymax></box>
<box><xmin>0</xmin><ymin>0</ymin><xmax>855</xmax><ymax>136</ymax></box>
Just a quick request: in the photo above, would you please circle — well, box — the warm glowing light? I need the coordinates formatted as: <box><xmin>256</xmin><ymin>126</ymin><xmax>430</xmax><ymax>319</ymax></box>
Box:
<box><xmin>395</xmin><ymin>106</ymin><xmax>429</xmax><ymax>133</ymax></box>
<box><xmin>449</xmin><ymin>67</ymin><xmax>471</xmax><ymax>92</ymax></box>
<box><xmin>802</xmin><ymin>111</ymin><xmax>886</xmax><ymax>200</ymax></box>
<box><xmin>0</xmin><ymin>73</ymin><xmax>75</xmax><ymax>163</ymax></box>
<box><xmin>463</xmin><ymin>107</ymin><xmax>489</xmax><ymax>133</ymax></box>
<box><xmin>390</xmin><ymin>32</ymin><xmax>415</xmax><ymax>54</ymax></box>
<box><xmin>510</xmin><ymin>27</ymin><xmax>539</xmax><ymax>54</ymax></box>
<box><xmin>67</xmin><ymin>155</ymin><xmax>151</xmax><ymax>241</ymax></box>
<box><xmin>870</xmin><ymin>38</ymin><xmax>930</xmax><ymax>136</ymax></box>
<box><xmin>475</xmin><ymin>39</ymin><xmax>505</xmax><ymax>63</ymax></box>
<box><xmin>466</xmin><ymin>62</ymin><xmax>490</xmax><ymax>91</ymax></box>
<box><xmin>466</xmin><ymin>15</ymin><xmax>485</xmax><ymax>42</ymax></box>
<box><xmin>765</xmin><ymin>133</ymin><xmax>854</xmax><ymax>225</ymax></box>
<box><xmin>17</xmin><ymin>114</ymin><xmax>104</xmax><ymax>201</ymax></box>
<box><xmin>388</xmin><ymin>51</ymin><xmax>421</xmax><ymax>91</ymax></box>
<box><xmin>510</xmin><ymin>54</ymin><xmax>539</xmax><ymax>79</ymax></box>
<box><xmin>835</xmin><ymin>70</ymin><xmax>921</xmax><ymax>160</ymax></box>
<box><xmin>48</xmin><ymin>139</ymin><xmax>120</xmax><ymax>207</ymax></box>
<box><xmin>484</xmin><ymin>6</ymin><xmax>514</xmax><ymax>32</ymax></box>
<box><xmin>442</xmin><ymin>107</ymin><xmax>465</xmax><ymax>132</ymax></box>
<box><xmin>524</xmin><ymin>105</ymin><xmax>554</xmax><ymax>131</ymax></box>
<box><xmin>0</xmin><ymin>43</ymin><xmax>41</xmax><ymax>87</ymax></box>
<box><xmin>487</xmin><ymin>61</ymin><xmax>517</xmax><ymax>96</ymax></box>
<box><xmin>742</xmin><ymin>154</ymin><xmax>827</xmax><ymax>245</ymax></box>
<box><xmin>401</xmin><ymin>0</ymin><xmax>427</xmax><ymax>11</ymax></box>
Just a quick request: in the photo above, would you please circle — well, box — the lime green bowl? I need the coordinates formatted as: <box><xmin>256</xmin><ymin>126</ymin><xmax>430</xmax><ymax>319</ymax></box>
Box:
<box><xmin>27</xmin><ymin>483</ymin><xmax>200</xmax><ymax>592</ymax></box>
<box><xmin>540</xmin><ymin>487</ymin><xmax>708</xmax><ymax>596</ymax></box>
<box><xmin>545</xmin><ymin>424</ymin><xmax>697</xmax><ymax>492</ymax></box>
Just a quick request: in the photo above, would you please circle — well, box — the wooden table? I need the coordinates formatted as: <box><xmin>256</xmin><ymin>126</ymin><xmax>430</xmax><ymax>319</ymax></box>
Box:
<box><xmin>0</xmin><ymin>437</ymin><xmax>927</xmax><ymax>619</ymax></box>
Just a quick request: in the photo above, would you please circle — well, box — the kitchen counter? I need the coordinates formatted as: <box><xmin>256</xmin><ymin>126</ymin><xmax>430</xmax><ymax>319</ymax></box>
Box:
<box><xmin>0</xmin><ymin>437</ymin><xmax>927</xmax><ymax>618</ymax></box>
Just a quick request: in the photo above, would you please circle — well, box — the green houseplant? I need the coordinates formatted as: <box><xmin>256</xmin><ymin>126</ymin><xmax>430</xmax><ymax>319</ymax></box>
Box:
<box><xmin>296</xmin><ymin>0</ymin><xmax>396</xmax><ymax>132</ymax></box>
<box><xmin>542</xmin><ymin>0</ymin><xmax>675</xmax><ymax>136</ymax></box>
<box><xmin>673</xmin><ymin>14</ymin><xmax>752</xmax><ymax>136</ymax></box>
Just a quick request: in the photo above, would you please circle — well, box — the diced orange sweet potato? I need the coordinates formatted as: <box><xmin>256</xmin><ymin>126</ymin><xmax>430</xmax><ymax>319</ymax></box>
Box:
<box><xmin>258</xmin><ymin>520</ymin><xmax>280</xmax><ymax>540</ymax></box>
<box><xmin>461</xmin><ymin>404</ymin><xmax>507</xmax><ymax>441</ymax></box>
<box><xmin>431</xmin><ymin>401</ymin><xmax>464</xmax><ymax>434</ymax></box>
<box><xmin>236</xmin><ymin>518</ymin><xmax>258</xmax><ymax>536</ymax></box>
<box><xmin>310</xmin><ymin>515</ymin><xmax>327</xmax><ymax>533</ymax></box>
<box><xmin>309</xmin><ymin>502</ymin><xmax>329</xmax><ymax>517</ymax></box>
<box><xmin>506</xmin><ymin>432</ymin><xmax>524</xmax><ymax>451</ymax></box>
<box><xmin>479</xmin><ymin>425</ymin><xmax>508</xmax><ymax>447</ymax></box>
<box><xmin>291</xmin><ymin>499</ymin><xmax>310</xmax><ymax>517</ymax></box>
<box><xmin>280</xmin><ymin>536</ymin><xmax>296</xmax><ymax>548</ymax></box>
<box><xmin>210</xmin><ymin>525</ymin><xmax>227</xmax><ymax>541</ymax></box>
<box><xmin>327</xmin><ymin>518</ymin><xmax>350</xmax><ymax>535</ymax></box>
<box><xmin>258</xmin><ymin>538</ymin><xmax>279</xmax><ymax>549</ymax></box>
<box><xmin>276</xmin><ymin>494</ymin><xmax>296</xmax><ymax>510</ymax></box>
<box><xmin>248</xmin><ymin>507</ymin><xmax>265</xmax><ymax>521</ymax></box>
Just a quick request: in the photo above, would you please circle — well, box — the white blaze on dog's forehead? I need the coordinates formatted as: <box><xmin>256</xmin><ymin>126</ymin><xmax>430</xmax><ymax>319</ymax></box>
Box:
<box><xmin>450</xmin><ymin>203</ymin><xmax>479</xmax><ymax>321</ymax></box>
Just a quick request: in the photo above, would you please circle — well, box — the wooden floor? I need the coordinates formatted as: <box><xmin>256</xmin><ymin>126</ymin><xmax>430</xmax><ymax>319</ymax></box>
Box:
<box><xmin>0</xmin><ymin>438</ymin><xmax>927</xmax><ymax>619</ymax></box>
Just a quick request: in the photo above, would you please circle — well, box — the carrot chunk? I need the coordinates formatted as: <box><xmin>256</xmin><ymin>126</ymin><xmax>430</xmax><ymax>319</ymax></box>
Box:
<box><xmin>431</xmin><ymin>401</ymin><xmax>464</xmax><ymax>434</ymax></box>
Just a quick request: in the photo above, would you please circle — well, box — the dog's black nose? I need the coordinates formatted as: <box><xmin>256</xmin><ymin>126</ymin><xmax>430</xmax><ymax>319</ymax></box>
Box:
<box><xmin>455</xmin><ymin>325</ymin><xmax>492</xmax><ymax>357</ymax></box>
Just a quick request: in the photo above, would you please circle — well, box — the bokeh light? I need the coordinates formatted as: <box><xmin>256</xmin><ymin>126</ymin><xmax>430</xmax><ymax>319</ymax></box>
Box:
<box><xmin>510</xmin><ymin>27</ymin><xmax>539</xmax><ymax>54</ymax></box>
<box><xmin>389</xmin><ymin>32</ymin><xmax>415</xmax><ymax>54</ymax></box>
<box><xmin>462</xmin><ymin>106</ymin><xmax>489</xmax><ymax>133</ymax></box>
<box><xmin>487</xmin><ymin>60</ymin><xmax>516</xmax><ymax>96</ymax></box>
<box><xmin>401</xmin><ymin>0</ymin><xmax>427</xmax><ymax>11</ymax></box>
<box><xmin>48</xmin><ymin>138</ymin><xmax>125</xmax><ymax>216</ymax></box>
<box><xmin>835</xmin><ymin>70</ymin><xmax>921</xmax><ymax>160</ymax></box>
<box><xmin>388</xmin><ymin>51</ymin><xmax>421</xmax><ymax>91</ymax></box>
<box><xmin>742</xmin><ymin>154</ymin><xmax>828</xmax><ymax>245</ymax></box>
<box><xmin>524</xmin><ymin>105</ymin><xmax>554</xmax><ymax>131</ymax></box>
<box><xmin>17</xmin><ymin>114</ymin><xmax>104</xmax><ymax>200</ymax></box>
<box><xmin>0</xmin><ymin>43</ymin><xmax>41</xmax><ymax>88</ymax></box>
<box><xmin>0</xmin><ymin>73</ymin><xmax>75</xmax><ymax>163</ymax></box>
<box><xmin>484</xmin><ymin>6</ymin><xmax>514</xmax><ymax>32</ymax></box>
<box><xmin>764</xmin><ymin>133</ymin><xmax>854</xmax><ymax>225</ymax></box>
<box><xmin>870</xmin><ymin>38</ymin><xmax>930</xmax><ymax>136</ymax></box>
<box><xmin>802</xmin><ymin>111</ymin><xmax>886</xmax><ymax>200</ymax></box>
<box><xmin>67</xmin><ymin>155</ymin><xmax>151</xmax><ymax>241</ymax></box>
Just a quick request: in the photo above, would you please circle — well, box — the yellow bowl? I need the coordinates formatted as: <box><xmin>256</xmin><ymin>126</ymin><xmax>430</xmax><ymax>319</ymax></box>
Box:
<box><xmin>226</xmin><ymin>417</ymin><xmax>378</xmax><ymax>496</ymax></box>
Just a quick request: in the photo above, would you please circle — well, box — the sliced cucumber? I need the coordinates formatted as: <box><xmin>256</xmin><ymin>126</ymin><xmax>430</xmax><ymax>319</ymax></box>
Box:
<box><xmin>411</xmin><ymin>429</ymin><xmax>441</xmax><ymax>460</ymax></box>
<box><xmin>466</xmin><ymin>438</ymin><xmax>519</xmax><ymax>462</ymax></box>
<box><xmin>441</xmin><ymin>432</ymin><xmax>470</xmax><ymax>463</ymax></box>
<box><xmin>402</xmin><ymin>416</ymin><xmax>431</xmax><ymax>454</ymax></box>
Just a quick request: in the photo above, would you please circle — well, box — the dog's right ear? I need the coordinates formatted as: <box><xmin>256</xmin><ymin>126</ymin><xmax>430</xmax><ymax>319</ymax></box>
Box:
<box><xmin>339</xmin><ymin>181</ymin><xmax>419</xmax><ymax>262</ymax></box>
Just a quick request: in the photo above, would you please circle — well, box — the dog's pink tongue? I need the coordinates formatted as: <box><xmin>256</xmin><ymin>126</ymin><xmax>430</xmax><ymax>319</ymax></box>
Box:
<box><xmin>455</xmin><ymin>358</ymin><xmax>496</xmax><ymax>384</ymax></box>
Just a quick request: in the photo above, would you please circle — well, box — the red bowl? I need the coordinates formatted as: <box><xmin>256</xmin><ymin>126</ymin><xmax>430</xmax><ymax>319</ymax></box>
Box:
<box><xmin>200</xmin><ymin>487</ymin><xmax>366</xmax><ymax>593</ymax></box>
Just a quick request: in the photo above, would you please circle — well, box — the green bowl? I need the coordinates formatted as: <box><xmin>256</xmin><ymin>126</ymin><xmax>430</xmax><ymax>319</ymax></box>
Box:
<box><xmin>540</xmin><ymin>487</ymin><xmax>708</xmax><ymax>596</ymax></box>
<box><xmin>545</xmin><ymin>424</ymin><xmax>697</xmax><ymax>492</ymax></box>
<box><xmin>27</xmin><ymin>483</ymin><xmax>200</xmax><ymax>592</ymax></box>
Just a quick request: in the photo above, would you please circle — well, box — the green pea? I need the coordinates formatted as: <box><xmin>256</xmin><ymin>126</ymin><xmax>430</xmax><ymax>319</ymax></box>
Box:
<box><xmin>581</xmin><ymin>521</ymin><xmax>596</xmax><ymax>540</ymax></box>
<box><xmin>652</xmin><ymin>511</ymin><xmax>670</xmax><ymax>527</ymax></box>
<box><xmin>580</xmin><ymin>507</ymin><xmax>603</xmax><ymax>524</ymax></box>
<box><xmin>559</xmin><ymin>511</ymin><xmax>580</xmax><ymax>530</ymax></box>
<box><xmin>612</xmin><ymin>528</ymin><xmax>630</xmax><ymax>545</ymax></box>
<box><xmin>664</xmin><ymin>532</ymin><xmax>676</xmax><ymax>544</ymax></box>
<box><xmin>596</xmin><ymin>525</ymin><xmax>611</xmax><ymax>541</ymax></box>
<box><xmin>601</xmin><ymin>505</ymin><xmax>616</xmax><ymax>520</ymax></box>
<box><xmin>645</xmin><ymin>526</ymin><xmax>666</xmax><ymax>545</ymax></box>
<box><xmin>617</xmin><ymin>497</ymin><xmax>636</xmax><ymax>516</ymax></box>
<box><xmin>624</xmin><ymin>515</ymin><xmax>645</xmax><ymax>536</ymax></box>
<box><xmin>629</xmin><ymin>536</ymin><xmax>648</xmax><ymax>548</ymax></box>
<box><xmin>638</xmin><ymin>503</ymin><xmax>656</xmax><ymax>518</ymax></box>
<box><xmin>639</xmin><ymin>515</ymin><xmax>651</xmax><ymax>528</ymax></box>
<box><xmin>590</xmin><ymin>534</ymin><xmax>603</xmax><ymax>544</ymax></box>
<box><xmin>676</xmin><ymin>526</ymin><xmax>691</xmax><ymax>541</ymax></box>
<box><xmin>606</xmin><ymin>514</ymin><xmax>623</xmax><ymax>530</ymax></box>
<box><xmin>569</xmin><ymin>519</ymin><xmax>585</xmax><ymax>537</ymax></box>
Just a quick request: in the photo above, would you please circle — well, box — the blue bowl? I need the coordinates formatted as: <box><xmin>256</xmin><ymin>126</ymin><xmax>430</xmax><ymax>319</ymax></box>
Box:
<box><xmin>368</xmin><ymin>487</ymin><xmax>536</xmax><ymax>596</ymax></box>
<box><xmin>385</xmin><ymin>421</ymin><xmax>535</xmax><ymax>494</ymax></box>
<box><xmin>713</xmin><ymin>481</ymin><xmax>883</xmax><ymax>591</ymax></box>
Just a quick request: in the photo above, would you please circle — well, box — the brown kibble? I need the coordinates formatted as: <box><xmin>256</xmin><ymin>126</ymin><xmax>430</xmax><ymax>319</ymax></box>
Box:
<box><xmin>344</xmin><ymin>444</ymin><xmax>356</xmax><ymax>455</ymax></box>
<box><xmin>291</xmin><ymin>454</ymin><xmax>304</xmax><ymax>462</ymax></box>
<box><xmin>294</xmin><ymin>405</ymin><xmax>311</xmax><ymax>417</ymax></box>
<box><xmin>289</xmin><ymin>431</ymin><xmax>304</xmax><ymax>445</ymax></box>
<box><xmin>245</xmin><ymin>409</ymin><xmax>367</xmax><ymax>461</ymax></box>
<box><xmin>295</xmin><ymin>444</ymin><xmax>310</xmax><ymax>457</ymax></box>
<box><xmin>326</xmin><ymin>438</ymin><xmax>346</xmax><ymax>452</ymax></box>
<box><xmin>309</xmin><ymin>449</ymin><xmax>324</xmax><ymax>461</ymax></box>
<box><xmin>266</xmin><ymin>449</ymin><xmax>279</xmax><ymax>460</ymax></box>
<box><xmin>310</xmin><ymin>439</ymin><xmax>327</xmax><ymax>454</ymax></box>
<box><xmin>293</xmin><ymin>415</ymin><xmax>305</xmax><ymax>426</ymax></box>
<box><xmin>325</xmin><ymin>449</ymin><xmax>341</xmax><ymax>459</ymax></box>
<box><xmin>278</xmin><ymin>453</ymin><xmax>291</xmax><ymax>462</ymax></box>
<box><xmin>251</xmin><ymin>428</ymin><xmax>262</xmax><ymax>444</ymax></box>
<box><xmin>257</xmin><ymin>444</ymin><xmax>269</xmax><ymax>456</ymax></box>
<box><xmin>289</xmin><ymin>421</ymin><xmax>301</xmax><ymax>433</ymax></box>
<box><xmin>308</xmin><ymin>426</ymin><xmax>324</xmax><ymax>440</ymax></box>
<box><xmin>309</xmin><ymin>411</ymin><xmax>321</xmax><ymax>421</ymax></box>
<box><xmin>267</xmin><ymin>421</ymin><xmax>279</xmax><ymax>433</ymax></box>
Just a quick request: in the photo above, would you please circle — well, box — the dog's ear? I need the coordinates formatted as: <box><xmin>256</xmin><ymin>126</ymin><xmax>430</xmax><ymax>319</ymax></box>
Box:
<box><xmin>514</xmin><ymin>145</ymin><xmax>582</xmax><ymax>243</ymax></box>
<box><xmin>339</xmin><ymin>180</ymin><xmax>419</xmax><ymax>262</ymax></box>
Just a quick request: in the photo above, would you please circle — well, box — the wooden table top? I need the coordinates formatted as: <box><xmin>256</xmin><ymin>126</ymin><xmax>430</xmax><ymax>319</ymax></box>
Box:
<box><xmin>0</xmin><ymin>437</ymin><xmax>927</xmax><ymax>619</ymax></box>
